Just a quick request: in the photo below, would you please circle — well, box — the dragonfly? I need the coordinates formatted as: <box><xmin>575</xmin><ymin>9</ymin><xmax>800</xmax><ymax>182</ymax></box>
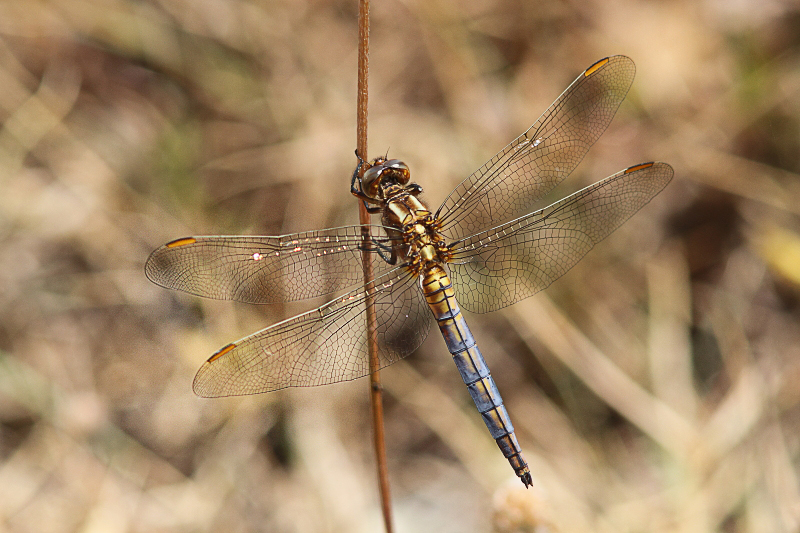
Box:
<box><xmin>146</xmin><ymin>56</ymin><xmax>673</xmax><ymax>488</ymax></box>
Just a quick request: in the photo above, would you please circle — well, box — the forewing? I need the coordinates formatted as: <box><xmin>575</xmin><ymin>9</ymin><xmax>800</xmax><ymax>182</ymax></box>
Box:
<box><xmin>437</xmin><ymin>56</ymin><xmax>636</xmax><ymax>240</ymax></box>
<box><xmin>448</xmin><ymin>162</ymin><xmax>673</xmax><ymax>313</ymax></box>
<box><xmin>145</xmin><ymin>226</ymin><xmax>396</xmax><ymax>304</ymax></box>
<box><xmin>192</xmin><ymin>267</ymin><xmax>432</xmax><ymax>396</ymax></box>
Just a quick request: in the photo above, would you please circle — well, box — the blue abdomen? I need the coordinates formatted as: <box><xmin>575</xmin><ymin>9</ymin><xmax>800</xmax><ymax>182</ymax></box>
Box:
<box><xmin>420</xmin><ymin>264</ymin><xmax>532</xmax><ymax>486</ymax></box>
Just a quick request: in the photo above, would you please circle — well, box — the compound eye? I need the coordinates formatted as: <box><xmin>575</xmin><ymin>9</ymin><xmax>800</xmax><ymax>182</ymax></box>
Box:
<box><xmin>385</xmin><ymin>159</ymin><xmax>410</xmax><ymax>184</ymax></box>
<box><xmin>361</xmin><ymin>165</ymin><xmax>384</xmax><ymax>198</ymax></box>
<box><xmin>386</xmin><ymin>159</ymin><xmax>407</xmax><ymax>169</ymax></box>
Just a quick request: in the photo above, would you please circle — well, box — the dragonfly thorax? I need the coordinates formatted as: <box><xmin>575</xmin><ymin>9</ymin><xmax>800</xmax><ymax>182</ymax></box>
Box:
<box><xmin>383</xmin><ymin>190</ymin><xmax>451</xmax><ymax>270</ymax></box>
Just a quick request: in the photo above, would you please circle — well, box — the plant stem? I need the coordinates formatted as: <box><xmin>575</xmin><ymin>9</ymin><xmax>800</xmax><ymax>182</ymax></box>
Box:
<box><xmin>356</xmin><ymin>1</ymin><xmax>393</xmax><ymax>531</ymax></box>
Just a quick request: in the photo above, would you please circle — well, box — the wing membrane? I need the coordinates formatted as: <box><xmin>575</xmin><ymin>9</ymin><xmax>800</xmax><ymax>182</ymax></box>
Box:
<box><xmin>437</xmin><ymin>55</ymin><xmax>636</xmax><ymax>240</ymax></box>
<box><xmin>145</xmin><ymin>226</ymin><xmax>397</xmax><ymax>304</ymax></box>
<box><xmin>448</xmin><ymin>162</ymin><xmax>673</xmax><ymax>313</ymax></box>
<box><xmin>192</xmin><ymin>267</ymin><xmax>431</xmax><ymax>396</ymax></box>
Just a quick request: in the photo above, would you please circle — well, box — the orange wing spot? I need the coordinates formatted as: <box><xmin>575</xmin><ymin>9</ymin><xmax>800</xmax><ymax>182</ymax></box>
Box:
<box><xmin>625</xmin><ymin>162</ymin><xmax>655</xmax><ymax>174</ymax></box>
<box><xmin>584</xmin><ymin>57</ymin><xmax>610</xmax><ymax>77</ymax></box>
<box><xmin>208</xmin><ymin>343</ymin><xmax>236</xmax><ymax>362</ymax></box>
<box><xmin>166</xmin><ymin>237</ymin><xmax>197</xmax><ymax>248</ymax></box>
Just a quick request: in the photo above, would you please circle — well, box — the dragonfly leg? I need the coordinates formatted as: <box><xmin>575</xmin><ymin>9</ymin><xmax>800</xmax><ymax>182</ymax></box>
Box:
<box><xmin>376</xmin><ymin>242</ymin><xmax>397</xmax><ymax>264</ymax></box>
<box><xmin>365</xmin><ymin>203</ymin><xmax>382</xmax><ymax>214</ymax></box>
<box><xmin>351</xmin><ymin>149</ymin><xmax>366</xmax><ymax>184</ymax></box>
<box><xmin>358</xmin><ymin>239</ymin><xmax>397</xmax><ymax>265</ymax></box>
<box><xmin>406</xmin><ymin>183</ymin><xmax>423</xmax><ymax>196</ymax></box>
<box><xmin>351</xmin><ymin>151</ymin><xmax>382</xmax><ymax>213</ymax></box>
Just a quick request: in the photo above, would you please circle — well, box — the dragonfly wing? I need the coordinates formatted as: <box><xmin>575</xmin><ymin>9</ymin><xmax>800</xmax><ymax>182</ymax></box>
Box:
<box><xmin>145</xmin><ymin>226</ymin><xmax>396</xmax><ymax>304</ymax></box>
<box><xmin>448</xmin><ymin>162</ymin><xmax>673</xmax><ymax>314</ymax></box>
<box><xmin>437</xmin><ymin>56</ymin><xmax>636</xmax><ymax>240</ymax></box>
<box><xmin>192</xmin><ymin>266</ymin><xmax>432</xmax><ymax>396</ymax></box>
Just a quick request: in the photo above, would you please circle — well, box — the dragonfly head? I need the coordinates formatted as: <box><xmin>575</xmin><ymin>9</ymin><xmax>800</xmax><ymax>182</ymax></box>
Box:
<box><xmin>361</xmin><ymin>158</ymin><xmax>411</xmax><ymax>199</ymax></box>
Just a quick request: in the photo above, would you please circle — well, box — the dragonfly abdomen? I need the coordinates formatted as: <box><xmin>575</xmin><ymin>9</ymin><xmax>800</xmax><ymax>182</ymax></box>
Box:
<box><xmin>420</xmin><ymin>264</ymin><xmax>533</xmax><ymax>487</ymax></box>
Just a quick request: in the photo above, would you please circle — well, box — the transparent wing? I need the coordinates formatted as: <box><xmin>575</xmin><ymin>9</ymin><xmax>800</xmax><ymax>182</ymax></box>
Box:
<box><xmin>437</xmin><ymin>55</ymin><xmax>636</xmax><ymax>241</ymax></box>
<box><xmin>192</xmin><ymin>267</ymin><xmax>432</xmax><ymax>396</ymax></box>
<box><xmin>448</xmin><ymin>162</ymin><xmax>673</xmax><ymax>313</ymax></box>
<box><xmin>145</xmin><ymin>226</ymin><xmax>397</xmax><ymax>304</ymax></box>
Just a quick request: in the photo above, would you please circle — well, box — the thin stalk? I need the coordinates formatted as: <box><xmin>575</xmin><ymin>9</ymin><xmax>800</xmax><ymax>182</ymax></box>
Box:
<box><xmin>355</xmin><ymin>1</ymin><xmax>394</xmax><ymax>531</ymax></box>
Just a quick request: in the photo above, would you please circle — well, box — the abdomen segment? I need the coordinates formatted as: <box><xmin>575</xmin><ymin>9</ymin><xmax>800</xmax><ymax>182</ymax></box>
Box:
<box><xmin>420</xmin><ymin>264</ymin><xmax>532</xmax><ymax>487</ymax></box>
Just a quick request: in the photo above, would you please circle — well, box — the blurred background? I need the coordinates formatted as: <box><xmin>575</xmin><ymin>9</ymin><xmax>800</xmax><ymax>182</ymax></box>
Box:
<box><xmin>1</xmin><ymin>0</ymin><xmax>799</xmax><ymax>531</ymax></box>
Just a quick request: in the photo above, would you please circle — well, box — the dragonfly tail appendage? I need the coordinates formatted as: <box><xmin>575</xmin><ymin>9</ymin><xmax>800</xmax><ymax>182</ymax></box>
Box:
<box><xmin>421</xmin><ymin>265</ymin><xmax>532</xmax><ymax>487</ymax></box>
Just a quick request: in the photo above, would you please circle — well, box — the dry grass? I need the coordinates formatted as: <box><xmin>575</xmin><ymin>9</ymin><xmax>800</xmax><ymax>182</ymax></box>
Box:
<box><xmin>1</xmin><ymin>0</ymin><xmax>800</xmax><ymax>532</ymax></box>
